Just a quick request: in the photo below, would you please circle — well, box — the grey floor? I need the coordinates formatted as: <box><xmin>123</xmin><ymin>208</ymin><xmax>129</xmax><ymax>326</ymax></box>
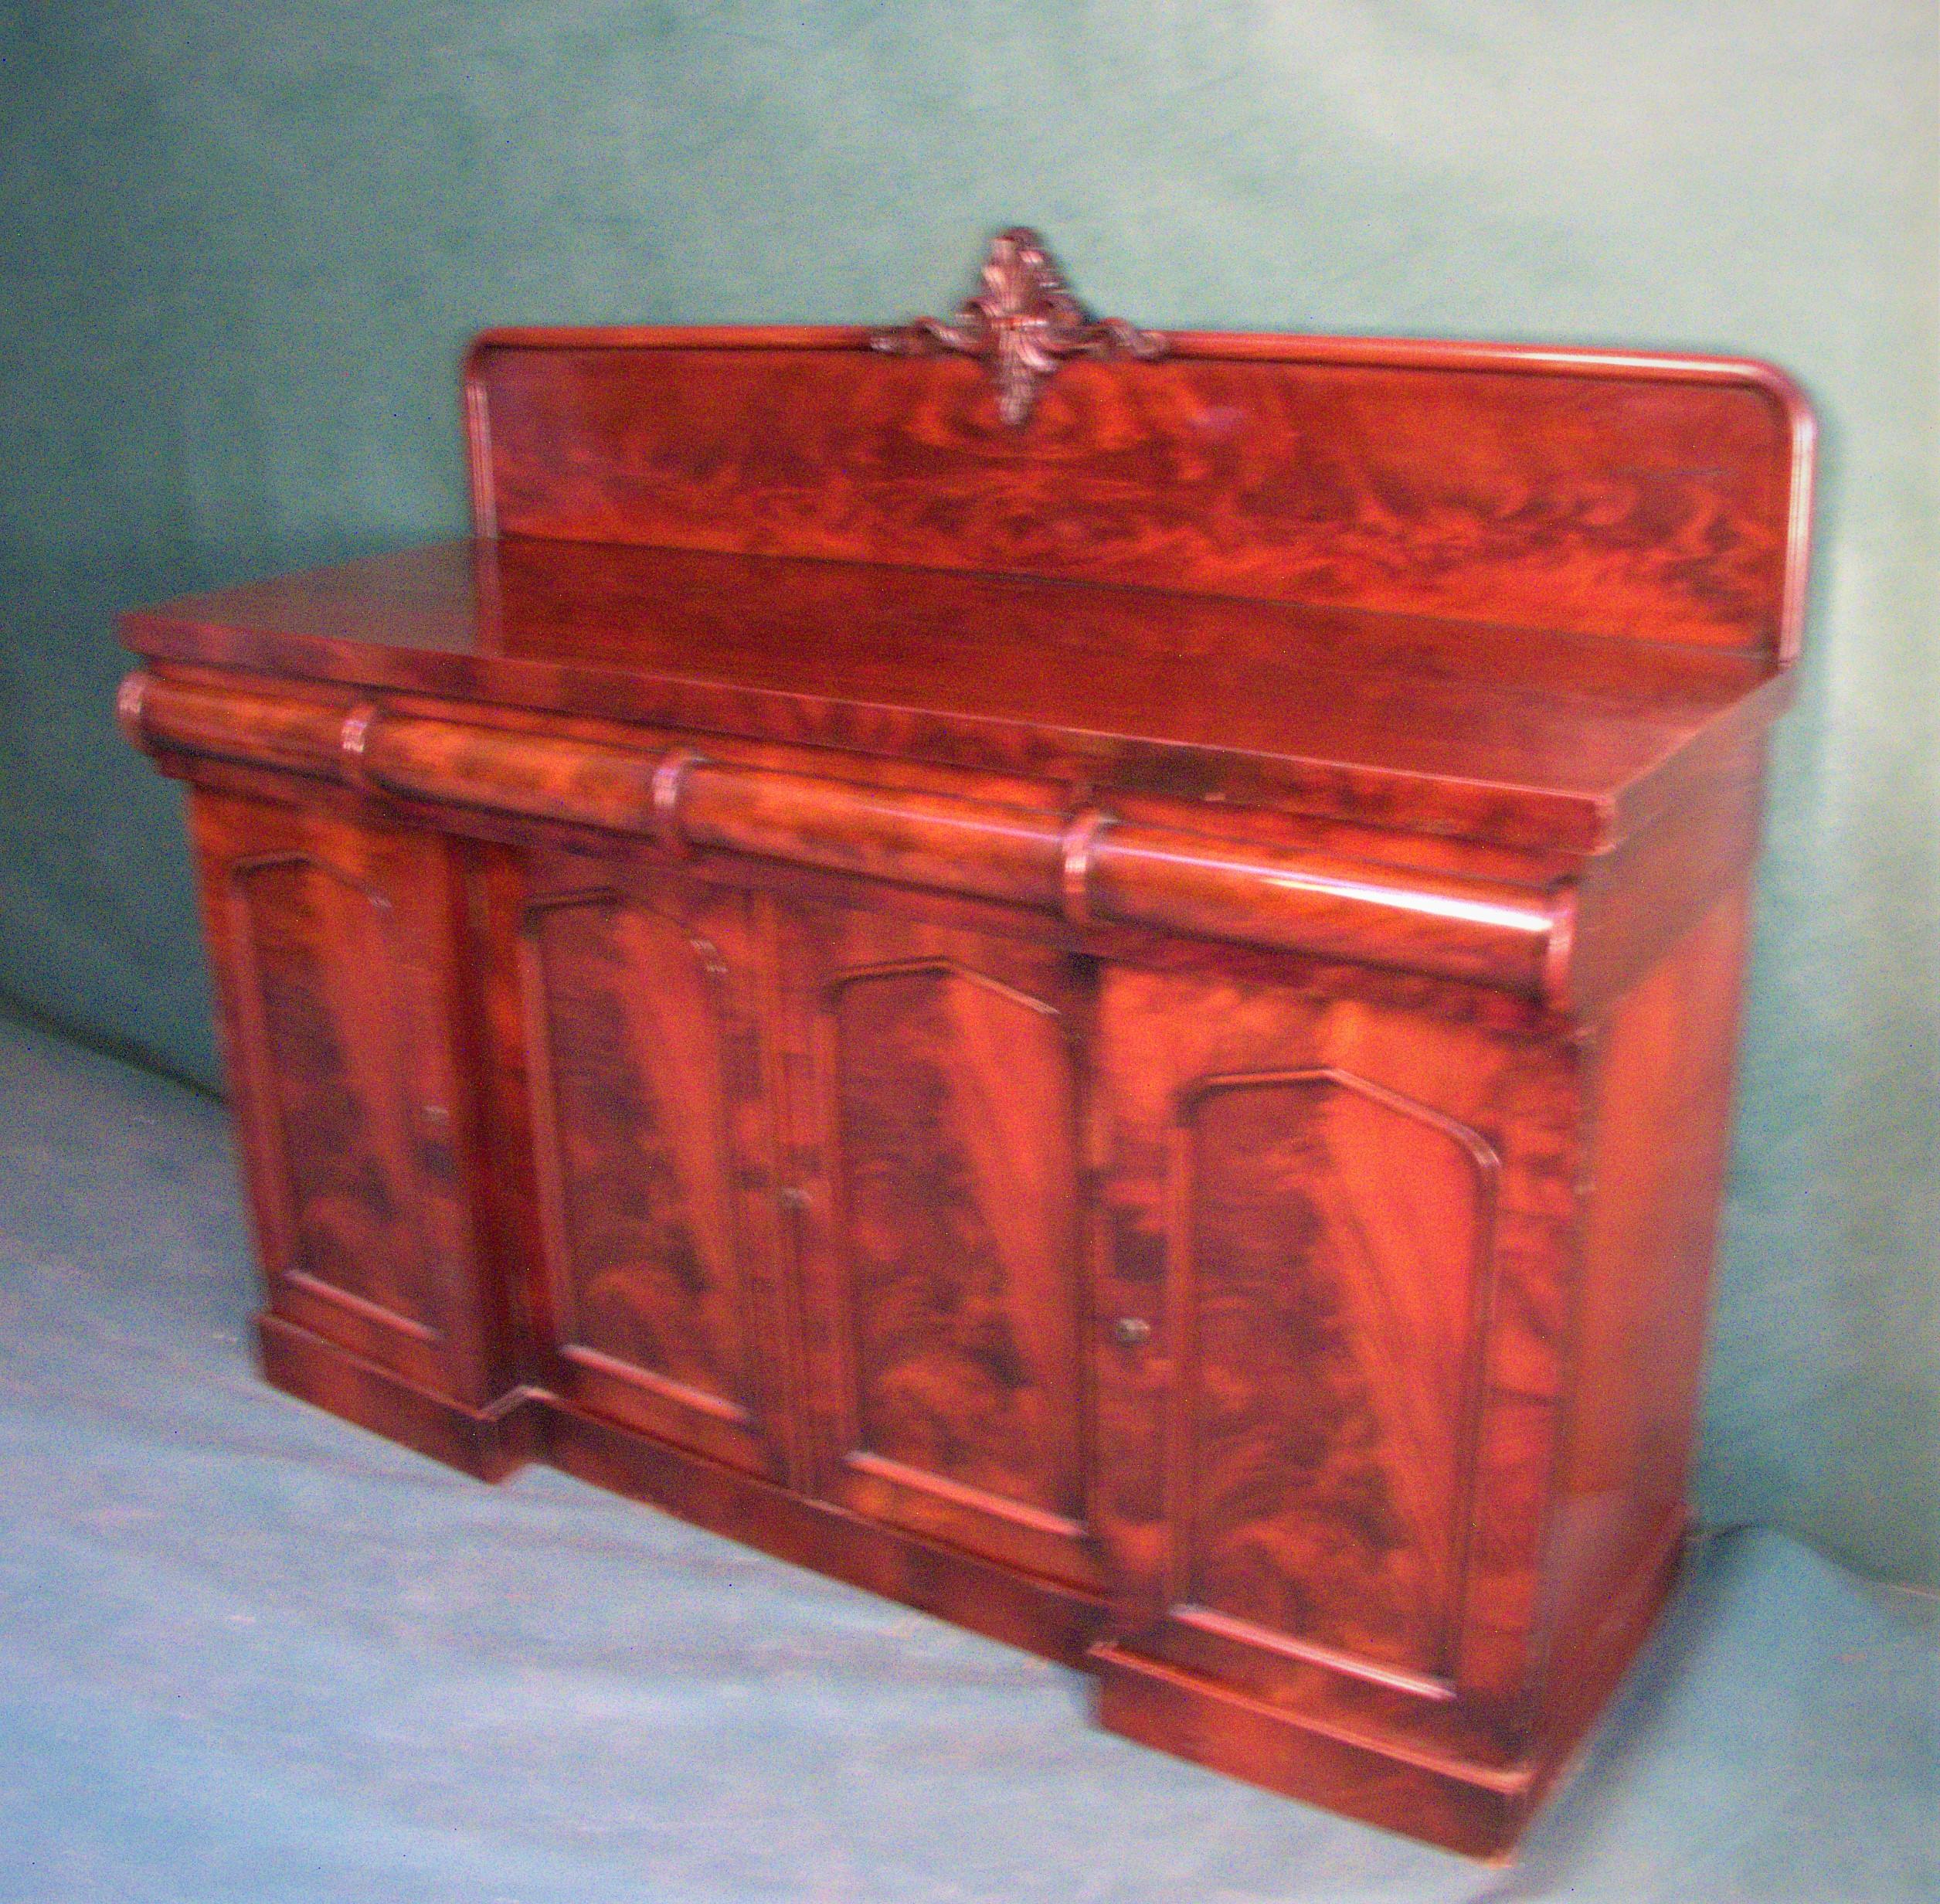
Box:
<box><xmin>0</xmin><ymin>1011</ymin><xmax>1933</xmax><ymax>1904</ymax></box>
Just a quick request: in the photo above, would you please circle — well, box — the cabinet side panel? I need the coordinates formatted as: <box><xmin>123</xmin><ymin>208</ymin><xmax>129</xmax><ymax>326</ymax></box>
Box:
<box><xmin>1538</xmin><ymin>882</ymin><xmax>1754</xmax><ymax>1756</ymax></box>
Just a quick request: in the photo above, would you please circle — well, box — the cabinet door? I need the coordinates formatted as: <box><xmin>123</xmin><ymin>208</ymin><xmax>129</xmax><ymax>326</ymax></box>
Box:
<box><xmin>779</xmin><ymin>903</ymin><xmax>1102</xmax><ymax>1591</ymax></box>
<box><xmin>192</xmin><ymin>790</ymin><xmax>494</xmax><ymax>1399</ymax></box>
<box><xmin>1092</xmin><ymin>963</ymin><xmax>1566</xmax><ymax>1729</ymax></box>
<box><xmin>517</xmin><ymin>853</ymin><xmax>790</xmax><ymax>1479</ymax></box>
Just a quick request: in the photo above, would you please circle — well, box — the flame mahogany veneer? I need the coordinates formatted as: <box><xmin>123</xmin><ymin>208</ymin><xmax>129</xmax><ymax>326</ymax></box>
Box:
<box><xmin>119</xmin><ymin>240</ymin><xmax>1812</xmax><ymax>1858</ymax></box>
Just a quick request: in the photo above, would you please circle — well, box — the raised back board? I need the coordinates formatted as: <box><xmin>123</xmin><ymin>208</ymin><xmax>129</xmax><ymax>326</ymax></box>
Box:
<box><xmin>467</xmin><ymin>292</ymin><xmax>1812</xmax><ymax>665</ymax></box>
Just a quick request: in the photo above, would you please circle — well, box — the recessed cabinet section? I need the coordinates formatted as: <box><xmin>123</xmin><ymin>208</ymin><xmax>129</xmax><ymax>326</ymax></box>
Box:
<box><xmin>1089</xmin><ymin>964</ymin><xmax>1558</xmax><ymax>1729</ymax></box>
<box><xmin>189</xmin><ymin>790</ymin><xmax>495</xmax><ymax>1402</ymax></box>
<box><xmin>515</xmin><ymin>853</ymin><xmax>791</xmax><ymax>1481</ymax></box>
<box><xmin>775</xmin><ymin>904</ymin><xmax>1103</xmax><ymax>1593</ymax></box>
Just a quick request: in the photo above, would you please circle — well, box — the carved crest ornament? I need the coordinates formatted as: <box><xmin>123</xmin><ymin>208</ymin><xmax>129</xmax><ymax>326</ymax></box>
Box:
<box><xmin>871</xmin><ymin>227</ymin><xmax>1167</xmax><ymax>426</ymax></box>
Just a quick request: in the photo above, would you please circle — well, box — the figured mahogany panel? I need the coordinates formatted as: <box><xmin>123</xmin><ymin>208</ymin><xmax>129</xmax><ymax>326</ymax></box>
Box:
<box><xmin>236</xmin><ymin>852</ymin><xmax>432</xmax><ymax>1337</ymax></box>
<box><xmin>188</xmin><ymin>792</ymin><xmax>498</xmax><ymax>1399</ymax></box>
<box><xmin>782</xmin><ymin>908</ymin><xmax>1099</xmax><ymax>1589</ymax></box>
<box><xmin>833</xmin><ymin>967</ymin><xmax>1076</xmax><ymax>1509</ymax></box>
<box><xmin>1089</xmin><ymin>959</ymin><xmax>1575</xmax><ymax>1765</ymax></box>
<box><xmin>520</xmin><ymin>864</ymin><xmax>786</xmax><ymax>1477</ymax></box>
<box><xmin>120</xmin><ymin>550</ymin><xmax>1786</xmax><ymax>855</ymax></box>
<box><xmin>468</xmin><ymin>332</ymin><xmax>1809</xmax><ymax>657</ymax></box>
<box><xmin>1180</xmin><ymin>1072</ymin><xmax>1493</xmax><ymax>1679</ymax></box>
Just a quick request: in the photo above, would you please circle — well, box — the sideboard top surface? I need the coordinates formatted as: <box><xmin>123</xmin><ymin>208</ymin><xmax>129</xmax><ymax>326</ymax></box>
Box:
<box><xmin>123</xmin><ymin>536</ymin><xmax>1782</xmax><ymax>854</ymax></box>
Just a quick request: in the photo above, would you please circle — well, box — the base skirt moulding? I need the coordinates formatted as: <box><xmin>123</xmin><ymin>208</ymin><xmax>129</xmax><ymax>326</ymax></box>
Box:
<box><xmin>257</xmin><ymin>1312</ymin><xmax>1106</xmax><ymax>1668</ymax></box>
<box><xmin>256</xmin><ymin>1310</ymin><xmax>1687</xmax><ymax>1862</ymax></box>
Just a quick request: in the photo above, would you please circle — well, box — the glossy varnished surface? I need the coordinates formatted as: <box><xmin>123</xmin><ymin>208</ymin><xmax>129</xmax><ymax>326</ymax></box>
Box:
<box><xmin>467</xmin><ymin>332</ymin><xmax>1809</xmax><ymax>658</ymax></box>
<box><xmin>189</xmin><ymin>790</ymin><xmax>499</xmax><ymax>1404</ymax></box>
<box><xmin>1181</xmin><ymin>1072</ymin><xmax>1491</xmax><ymax>1679</ymax></box>
<box><xmin>16</xmin><ymin>1014</ymin><xmax>1930</xmax><ymax>1896</ymax></box>
<box><xmin>1089</xmin><ymin>964</ymin><xmax>1572</xmax><ymax>1747</ymax></box>
<box><xmin>122</xmin><ymin>668</ymin><xmax>1571</xmax><ymax>997</ymax></box>
<box><xmin>117</xmin><ymin>298</ymin><xmax>1813</xmax><ymax>1858</ymax></box>
<box><xmin>780</xmin><ymin>905</ymin><xmax>1101</xmax><ymax>1592</ymax></box>
<box><xmin>124</xmin><ymin>537</ymin><xmax>1783</xmax><ymax>851</ymax></box>
<box><xmin>518</xmin><ymin>857</ymin><xmax>789</xmax><ymax>1478</ymax></box>
<box><xmin>236</xmin><ymin>855</ymin><xmax>430</xmax><ymax>1329</ymax></box>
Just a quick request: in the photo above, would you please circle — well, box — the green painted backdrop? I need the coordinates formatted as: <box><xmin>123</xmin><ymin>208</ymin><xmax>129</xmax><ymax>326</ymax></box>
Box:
<box><xmin>2</xmin><ymin>2</ymin><xmax>1933</xmax><ymax>1584</ymax></box>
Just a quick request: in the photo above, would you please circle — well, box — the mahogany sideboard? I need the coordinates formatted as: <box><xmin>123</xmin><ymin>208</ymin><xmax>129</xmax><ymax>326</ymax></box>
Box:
<box><xmin>117</xmin><ymin>233</ymin><xmax>1813</xmax><ymax>1858</ymax></box>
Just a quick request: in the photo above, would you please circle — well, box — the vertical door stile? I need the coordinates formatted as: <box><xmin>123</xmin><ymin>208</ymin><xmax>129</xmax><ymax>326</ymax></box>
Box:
<box><xmin>753</xmin><ymin>882</ymin><xmax>814</xmax><ymax>1498</ymax></box>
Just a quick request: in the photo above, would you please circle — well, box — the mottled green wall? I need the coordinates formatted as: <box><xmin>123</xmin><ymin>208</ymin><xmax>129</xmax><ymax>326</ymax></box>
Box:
<box><xmin>2</xmin><ymin>2</ymin><xmax>1933</xmax><ymax>1583</ymax></box>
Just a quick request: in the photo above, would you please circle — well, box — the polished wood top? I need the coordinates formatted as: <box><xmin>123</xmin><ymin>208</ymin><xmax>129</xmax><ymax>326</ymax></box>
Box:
<box><xmin>122</xmin><ymin>536</ymin><xmax>1785</xmax><ymax>853</ymax></box>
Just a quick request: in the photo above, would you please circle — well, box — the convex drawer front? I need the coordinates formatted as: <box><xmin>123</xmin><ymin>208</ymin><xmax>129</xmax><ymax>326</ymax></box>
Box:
<box><xmin>119</xmin><ymin>673</ymin><xmax>1566</xmax><ymax>1000</ymax></box>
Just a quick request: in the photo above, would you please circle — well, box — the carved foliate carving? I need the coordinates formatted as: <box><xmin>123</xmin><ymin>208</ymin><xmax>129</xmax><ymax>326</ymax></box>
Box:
<box><xmin>872</xmin><ymin>227</ymin><xmax>1167</xmax><ymax>427</ymax></box>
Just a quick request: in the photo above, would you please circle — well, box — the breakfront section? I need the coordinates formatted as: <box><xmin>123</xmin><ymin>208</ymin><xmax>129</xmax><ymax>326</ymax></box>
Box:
<box><xmin>1083</xmin><ymin>959</ymin><xmax>1577</xmax><ymax>1849</ymax></box>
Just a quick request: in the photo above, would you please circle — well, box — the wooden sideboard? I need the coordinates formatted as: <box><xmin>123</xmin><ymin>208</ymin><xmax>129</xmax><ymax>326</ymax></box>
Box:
<box><xmin>117</xmin><ymin>232</ymin><xmax>1813</xmax><ymax>1858</ymax></box>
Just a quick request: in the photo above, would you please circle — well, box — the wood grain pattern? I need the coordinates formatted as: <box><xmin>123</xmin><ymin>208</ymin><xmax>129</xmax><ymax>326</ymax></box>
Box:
<box><xmin>1091</xmin><ymin>1638</ymin><xmax>1530</xmax><ymax>1860</ymax></box>
<box><xmin>833</xmin><ymin>970</ymin><xmax>1077</xmax><ymax>1508</ymax></box>
<box><xmin>544</xmin><ymin>1395</ymin><xmax>1105</xmax><ymax>1667</ymax></box>
<box><xmin>1530</xmin><ymin>884</ymin><xmax>1754</xmax><ymax>1789</ymax></box>
<box><xmin>121</xmin><ymin>541</ymin><xmax>1787</xmax><ymax>853</ymax></box>
<box><xmin>519</xmin><ymin>867</ymin><xmax>787</xmax><ymax>1477</ymax></box>
<box><xmin>782</xmin><ymin>907</ymin><xmax>1100</xmax><ymax>1590</ymax></box>
<box><xmin>187</xmin><ymin>790</ymin><xmax>500</xmax><ymax>1402</ymax></box>
<box><xmin>127</xmin><ymin>672</ymin><xmax>1567</xmax><ymax>994</ymax></box>
<box><xmin>467</xmin><ymin>332</ymin><xmax>1809</xmax><ymax>658</ymax></box>
<box><xmin>1178</xmin><ymin>1071</ymin><xmax>1493</xmax><ymax>1681</ymax></box>
<box><xmin>117</xmin><ymin>291</ymin><xmax>1813</xmax><ymax>1858</ymax></box>
<box><xmin>1086</xmin><ymin>959</ymin><xmax>1580</xmax><ymax>1774</ymax></box>
<box><xmin>236</xmin><ymin>853</ymin><xmax>431</xmax><ymax>1334</ymax></box>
